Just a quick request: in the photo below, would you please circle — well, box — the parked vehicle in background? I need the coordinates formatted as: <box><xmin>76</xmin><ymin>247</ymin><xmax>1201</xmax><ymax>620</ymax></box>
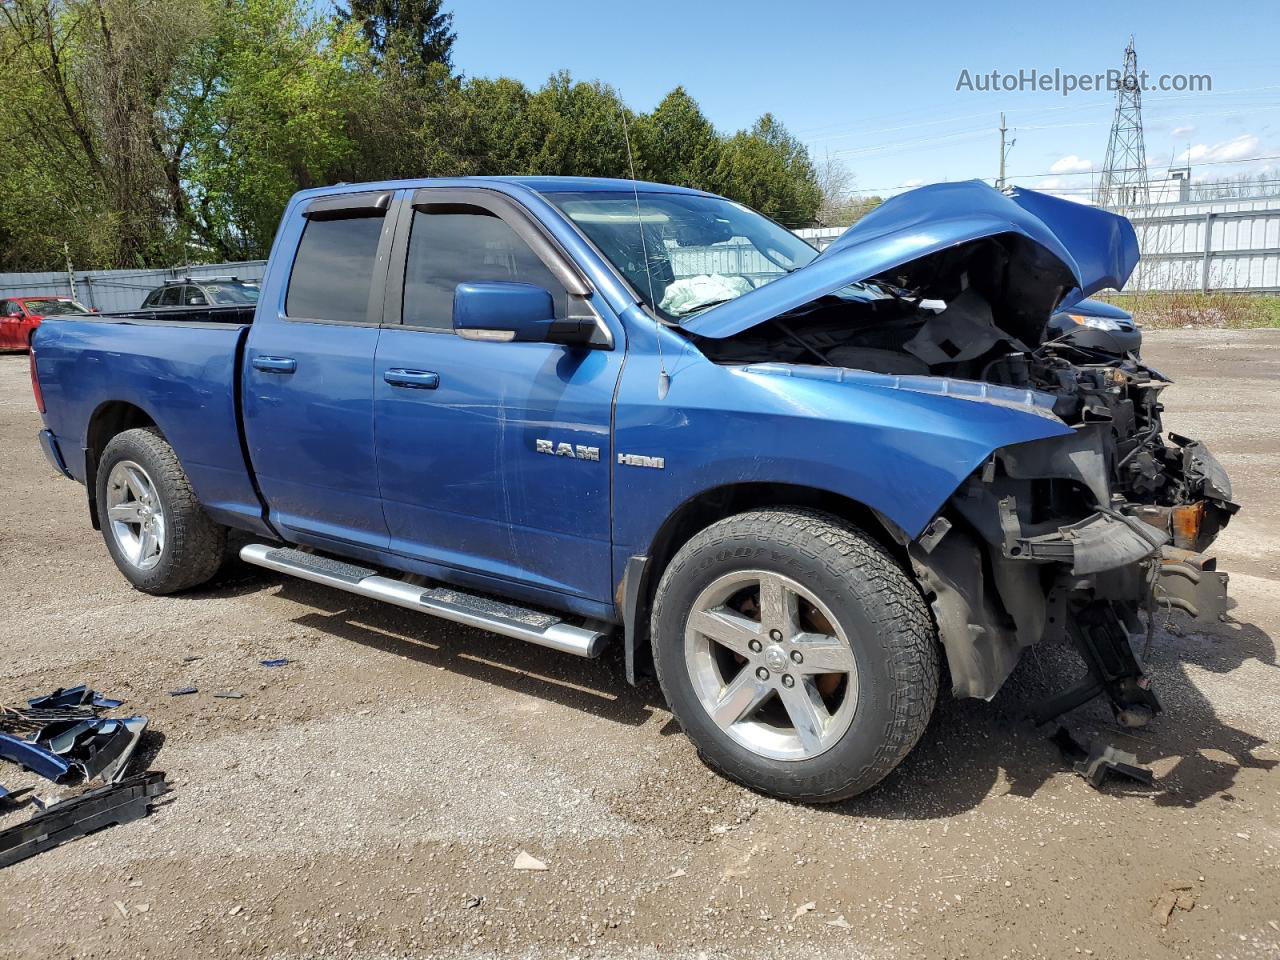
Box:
<box><xmin>139</xmin><ymin>277</ymin><xmax>260</xmax><ymax>311</ymax></box>
<box><xmin>30</xmin><ymin>178</ymin><xmax>1236</xmax><ymax>803</ymax></box>
<box><xmin>0</xmin><ymin>296</ymin><xmax>92</xmax><ymax>351</ymax></box>
<box><xmin>1046</xmin><ymin>297</ymin><xmax>1141</xmax><ymax>354</ymax></box>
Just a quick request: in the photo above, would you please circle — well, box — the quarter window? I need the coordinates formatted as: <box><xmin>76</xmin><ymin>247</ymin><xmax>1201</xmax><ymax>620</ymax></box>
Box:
<box><xmin>286</xmin><ymin>215</ymin><xmax>385</xmax><ymax>323</ymax></box>
<box><xmin>402</xmin><ymin>205</ymin><xmax>566</xmax><ymax>330</ymax></box>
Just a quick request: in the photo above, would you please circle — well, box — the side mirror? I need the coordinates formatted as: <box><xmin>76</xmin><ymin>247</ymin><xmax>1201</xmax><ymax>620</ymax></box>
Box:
<box><xmin>452</xmin><ymin>282</ymin><xmax>594</xmax><ymax>346</ymax></box>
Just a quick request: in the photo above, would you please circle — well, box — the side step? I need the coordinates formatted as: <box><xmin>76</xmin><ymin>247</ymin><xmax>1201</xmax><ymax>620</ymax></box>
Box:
<box><xmin>239</xmin><ymin>544</ymin><xmax>609</xmax><ymax>658</ymax></box>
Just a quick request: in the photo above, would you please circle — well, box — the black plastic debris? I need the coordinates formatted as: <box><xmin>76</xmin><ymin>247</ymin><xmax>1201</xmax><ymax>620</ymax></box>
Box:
<box><xmin>1050</xmin><ymin>725</ymin><xmax>1089</xmax><ymax>762</ymax></box>
<box><xmin>27</xmin><ymin>685</ymin><xmax>123</xmax><ymax>710</ymax></box>
<box><xmin>1052</xmin><ymin>726</ymin><xmax>1155</xmax><ymax>789</ymax></box>
<box><xmin>168</xmin><ymin>687</ymin><xmax>198</xmax><ymax>697</ymax></box>
<box><xmin>259</xmin><ymin>658</ymin><xmax>289</xmax><ymax>668</ymax></box>
<box><xmin>0</xmin><ymin>771</ymin><xmax>168</xmax><ymax>869</ymax></box>
<box><xmin>0</xmin><ymin>784</ymin><xmax>33</xmax><ymax>811</ymax></box>
<box><xmin>1075</xmin><ymin>743</ymin><xmax>1155</xmax><ymax>789</ymax></box>
<box><xmin>2</xmin><ymin>686</ymin><xmax>148</xmax><ymax>785</ymax></box>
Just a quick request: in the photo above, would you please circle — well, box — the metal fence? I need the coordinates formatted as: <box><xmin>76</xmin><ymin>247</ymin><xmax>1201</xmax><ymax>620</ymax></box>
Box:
<box><xmin>4</xmin><ymin>197</ymin><xmax>1279</xmax><ymax>305</ymax></box>
<box><xmin>0</xmin><ymin>260</ymin><xmax>267</xmax><ymax>313</ymax></box>
<box><xmin>1125</xmin><ymin>198</ymin><xmax>1280</xmax><ymax>293</ymax></box>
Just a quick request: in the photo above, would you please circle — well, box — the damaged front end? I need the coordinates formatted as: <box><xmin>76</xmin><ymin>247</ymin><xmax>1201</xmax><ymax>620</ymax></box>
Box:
<box><xmin>682</xmin><ymin>182</ymin><xmax>1238</xmax><ymax>724</ymax></box>
<box><xmin>908</xmin><ymin>345</ymin><xmax>1237</xmax><ymax>722</ymax></box>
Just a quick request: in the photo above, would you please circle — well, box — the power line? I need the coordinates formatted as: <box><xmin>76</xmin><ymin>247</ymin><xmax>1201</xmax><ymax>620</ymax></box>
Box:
<box><xmin>843</xmin><ymin>153</ymin><xmax>1280</xmax><ymax>196</ymax></box>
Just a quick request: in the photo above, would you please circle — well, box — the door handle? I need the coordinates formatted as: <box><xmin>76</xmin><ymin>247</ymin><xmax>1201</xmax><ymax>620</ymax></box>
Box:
<box><xmin>251</xmin><ymin>356</ymin><xmax>297</xmax><ymax>374</ymax></box>
<box><xmin>384</xmin><ymin>369</ymin><xmax>440</xmax><ymax>390</ymax></box>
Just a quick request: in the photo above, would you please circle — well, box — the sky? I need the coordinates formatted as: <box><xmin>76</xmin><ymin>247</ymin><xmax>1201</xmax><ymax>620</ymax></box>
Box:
<box><xmin>449</xmin><ymin>0</ymin><xmax>1280</xmax><ymax>201</ymax></box>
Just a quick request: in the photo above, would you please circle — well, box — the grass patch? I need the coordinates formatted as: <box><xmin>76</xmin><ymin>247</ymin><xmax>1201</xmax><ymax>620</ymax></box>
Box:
<box><xmin>1092</xmin><ymin>291</ymin><xmax>1280</xmax><ymax>330</ymax></box>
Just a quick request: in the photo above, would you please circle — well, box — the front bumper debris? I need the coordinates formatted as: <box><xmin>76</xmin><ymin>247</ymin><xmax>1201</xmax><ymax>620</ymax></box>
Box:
<box><xmin>1156</xmin><ymin>546</ymin><xmax>1229</xmax><ymax>622</ymax></box>
<box><xmin>1004</xmin><ymin>507</ymin><xmax>1168</xmax><ymax>575</ymax></box>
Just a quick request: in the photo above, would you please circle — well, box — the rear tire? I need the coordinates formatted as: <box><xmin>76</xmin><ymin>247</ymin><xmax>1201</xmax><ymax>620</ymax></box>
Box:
<box><xmin>96</xmin><ymin>427</ymin><xmax>226</xmax><ymax>594</ymax></box>
<box><xmin>651</xmin><ymin>508</ymin><xmax>939</xmax><ymax>802</ymax></box>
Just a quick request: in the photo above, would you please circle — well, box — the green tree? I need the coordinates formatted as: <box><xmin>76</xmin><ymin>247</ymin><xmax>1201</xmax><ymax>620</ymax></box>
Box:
<box><xmin>522</xmin><ymin>72</ymin><xmax>632</xmax><ymax>178</ymax></box>
<box><xmin>0</xmin><ymin>0</ymin><xmax>210</xmax><ymax>268</ymax></box>
<box><xmin>712</xmin><ymin>114</ymin><xmax>821</xmax><ymax>226</ymax></box>
<box><xmin>337</xmin><ymin>0</ymin><xmax>455</xmax><ymax>72</ymax></box>
<box><xmin>179</xmin><ymin>0</ymin><xmax>368</xmax><ymax>257</ymax></box>
<box><xmin>632</xmin><ymin>87</ymin><xmax>721</xmax><ymax>189</ymax></box>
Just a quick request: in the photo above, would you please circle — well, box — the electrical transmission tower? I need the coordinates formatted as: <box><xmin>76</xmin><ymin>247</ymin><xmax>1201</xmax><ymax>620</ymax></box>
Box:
<box><xmin>1096</xmin><ymin>36</ymin><xmax>1150</xmax><ymax>209</ymax></box>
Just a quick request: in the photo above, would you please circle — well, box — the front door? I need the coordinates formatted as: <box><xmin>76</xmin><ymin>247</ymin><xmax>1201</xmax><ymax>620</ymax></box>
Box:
<box><xmin>241</xmin><ymin>190</ymin><xmax>397</xmax><ymax>550</ymax></box>
<box><xmin>372</xmin><ymin>190</ymin><xmax>622</xmax><ymax>603</ymax></box>
<box><xmin>0</xmin><ymin>301</ymin><xmax>24</xmax><ymax>349</ymax></box>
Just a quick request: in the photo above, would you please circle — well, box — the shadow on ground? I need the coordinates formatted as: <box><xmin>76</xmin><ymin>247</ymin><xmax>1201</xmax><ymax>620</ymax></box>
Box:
<box><xmin>200</xmin><ymin>559</ymin><xmax>1278</xmax><ymax>820</ymax></box>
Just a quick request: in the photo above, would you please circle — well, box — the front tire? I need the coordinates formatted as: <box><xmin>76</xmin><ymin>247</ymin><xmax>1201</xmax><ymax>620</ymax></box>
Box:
<box><xmin>96</xmin><ymin>427</ymin><xmax>226</xmax><ymax>594</ymax></box>
<box><xmin>651</xmin><ymin>508</ymin><xmax>939</xmax><ymax>802</ymax></box>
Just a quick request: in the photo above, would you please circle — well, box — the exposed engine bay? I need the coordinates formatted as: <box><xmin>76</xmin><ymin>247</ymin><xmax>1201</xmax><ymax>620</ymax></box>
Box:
<box><xmin>687</xmin><ymin>236</ymin><xmax>1239</xmax><ymax>725</ymax></box>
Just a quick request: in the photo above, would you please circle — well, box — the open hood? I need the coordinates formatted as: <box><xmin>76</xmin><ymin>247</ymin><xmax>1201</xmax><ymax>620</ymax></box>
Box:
<box><xmin>683</xmin><ymin>181</ymin><xmax>1139</xmax><ymax>342</ymax></box>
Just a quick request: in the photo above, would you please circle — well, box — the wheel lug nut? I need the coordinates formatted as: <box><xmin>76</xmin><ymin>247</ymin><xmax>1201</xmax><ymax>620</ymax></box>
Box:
<box><xmin>790</xmin><ymin>650</ymin><xmax>803</xmax><ymax>664</ymax></box>
<box><xmin>748</xmin><ymin>639</ymin><xmax>762</xmax><ymax>653</ymax></box>
<box><xmin>781</xmin><ymin>674</ymin><xmax>794</xmax><ymax>688</ymax></box>
<box><xmin>755</xmin><ymin>667</ymin><xmax>769</xmax><ymax>681</ymax></box>
<box><xmin>769</xmin><ymin>629</ymin><xmax>782</xmax><ymax>642</ymax></box>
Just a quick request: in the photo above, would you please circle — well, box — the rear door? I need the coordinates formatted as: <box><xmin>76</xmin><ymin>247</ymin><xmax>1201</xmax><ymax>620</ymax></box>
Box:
<box><xmin>372</xmin><ymin>187</ymin><xmax>621</xmax><ymax>602</ymax></box>
<box><xmin>242</xmin><ymin>189</ymin><xmax>397</xmax><ymax>551</ymax></box>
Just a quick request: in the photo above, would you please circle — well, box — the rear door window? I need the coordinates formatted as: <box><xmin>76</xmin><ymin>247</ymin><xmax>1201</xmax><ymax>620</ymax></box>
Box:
<box><xmin>286</xmin><ymin>215</ymin><xmax>386</xmax><ymax>323</ymax></box>
<box><xmin>157</xmin><ymin>287</ymin><xmax>181</xmax><ymax>307</ymax></box>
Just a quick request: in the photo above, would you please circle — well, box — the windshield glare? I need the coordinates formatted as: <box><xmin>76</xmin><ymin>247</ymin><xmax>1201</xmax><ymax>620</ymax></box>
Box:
<box><xmin>24</xmin><ymin>298</ymin><xmax>88</xmax><ymax>315</ymax></box>
<box><xmin>547</xmin><ymin>191</ymin><xmax>818</xmax><ymax>319</ymax></box>
<box><xmin>202</xmin><ymin>282</ymin><xmax>259</xmax><ymax>304</ymax></box>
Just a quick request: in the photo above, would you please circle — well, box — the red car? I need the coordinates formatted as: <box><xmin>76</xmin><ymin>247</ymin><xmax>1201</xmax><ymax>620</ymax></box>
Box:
<box><xmin>0</xmin><ymin>296</ymin><xmax>93</xmax><ymax>351</ymax></box>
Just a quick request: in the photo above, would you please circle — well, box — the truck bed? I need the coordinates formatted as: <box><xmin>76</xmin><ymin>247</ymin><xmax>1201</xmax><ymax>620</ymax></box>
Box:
<box><xmin>32</xmin><ymin>313</ymin><xmax>267</xmax><ymax>535</ymax></box>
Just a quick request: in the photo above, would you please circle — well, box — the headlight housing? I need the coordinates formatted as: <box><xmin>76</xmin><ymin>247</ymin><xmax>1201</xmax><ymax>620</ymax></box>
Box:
<box><xmin>1068</xmin><ymin>313</ymin><xmax>1123</xmax><ymax>332</ymax></box>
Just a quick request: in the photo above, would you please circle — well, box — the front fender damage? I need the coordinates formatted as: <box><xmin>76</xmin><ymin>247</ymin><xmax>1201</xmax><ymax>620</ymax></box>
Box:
<box><xmin>905</xmin><ymin>426</ymin><xmax>1236</xmax><ymax>720</ymax></box>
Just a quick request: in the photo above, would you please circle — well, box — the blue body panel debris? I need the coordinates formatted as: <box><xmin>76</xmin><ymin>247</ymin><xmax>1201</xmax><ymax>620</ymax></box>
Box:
<box><xmin>0</xmin><ymin>733</ymin><xmax>73</xmax><ymax>782</ymax></box>
<box><xmin>3</xmin><ymin>686</ymin><xmax>149</xmax><ymax>785</ymax></box>
<box><xmin>260</xmin><ymin>658</ymin><xmax>289</xmax><ymax>668</ymax></box>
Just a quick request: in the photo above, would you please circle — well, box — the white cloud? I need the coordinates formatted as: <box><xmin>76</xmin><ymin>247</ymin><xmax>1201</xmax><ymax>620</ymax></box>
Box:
<box><xmin>898</xmin><ymin>177</ymin><xmax>924</xmax><ymax>188</ymax></box>
<box><xmin>1177</xmin><ymin>134</ymin><xmax>1260</xmax><ymax>165</ymax></box>
<box><xmin>1171</xmin><ymin>125</ymin><xmax>1195</xmax><ymax>138</ymax></box>
<box><xmin>1031</xmin><ymin>176</ymin><xmax>1095</xmax><ymax>205</ymax></box>
<box><xmin>1048</xmin><ymin>154</ymin><xmax>1093</xmax><ymax>174</ymax></box>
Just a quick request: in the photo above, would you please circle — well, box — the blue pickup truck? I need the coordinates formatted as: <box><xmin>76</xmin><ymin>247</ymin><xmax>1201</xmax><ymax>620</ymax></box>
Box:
<box><xmin>30</xmin><ymin>177</ymin><xmax>1236</xmax><ymax>801</ymax></box>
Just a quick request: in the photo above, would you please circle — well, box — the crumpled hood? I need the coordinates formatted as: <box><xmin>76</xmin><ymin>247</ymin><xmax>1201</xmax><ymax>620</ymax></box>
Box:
<box><xmin>683</xmin><ymin>181</ymin><xmax>1139</xmax><ymax>342</ymax></box>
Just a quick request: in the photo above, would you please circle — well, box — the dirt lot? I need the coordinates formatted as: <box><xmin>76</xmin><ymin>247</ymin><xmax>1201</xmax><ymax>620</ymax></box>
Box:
<box><xmin>2</xmin><ymin>330</ymin><xmax>1278</xmax><ymax>960</ymax></box>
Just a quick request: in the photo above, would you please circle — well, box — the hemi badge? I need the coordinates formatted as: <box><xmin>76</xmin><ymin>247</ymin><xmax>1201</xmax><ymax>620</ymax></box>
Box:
<box><xmin>618</xmin><ymin>452</ymin><xmax>665</xmax><ymax>470</ymax></box>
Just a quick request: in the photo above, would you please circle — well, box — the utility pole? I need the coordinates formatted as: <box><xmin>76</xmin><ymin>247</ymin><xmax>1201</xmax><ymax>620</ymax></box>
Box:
<box><xmin>996</xmin><ymin>113</ymin><xmax>1014</xmax><ymax>190</ymax></box>
<box><xmin>63</xmin><ymin>242</ymin><xmax>77</xmax><ymax>302</ymax></box>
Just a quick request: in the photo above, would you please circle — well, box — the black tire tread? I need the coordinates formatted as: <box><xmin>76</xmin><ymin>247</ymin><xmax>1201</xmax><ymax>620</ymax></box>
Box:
<box><xmin>652</xmin><ymin>507</ymin><xmax>939</xmax><ymax>802</ymax></box>
<box><xmin>98</xmin><ymin>426</ymin><xmax>226</xmax><ymax>594</ymax></box>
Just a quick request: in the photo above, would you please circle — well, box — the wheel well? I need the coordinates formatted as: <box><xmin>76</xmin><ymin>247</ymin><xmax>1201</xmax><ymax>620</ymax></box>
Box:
<box><xmin>84</xmin><ymin>402</ymin><xmax>157</xmax><ymax>529</ymax></box>
<box><xmin>87</xmin><ymin>401</ymin><xmax>157</xmax><ymax>465</ymax></box>
<box><xmin>625</xmin><ymin>483</ymin><xmax>908</xmax><ymax>682</ymax></box>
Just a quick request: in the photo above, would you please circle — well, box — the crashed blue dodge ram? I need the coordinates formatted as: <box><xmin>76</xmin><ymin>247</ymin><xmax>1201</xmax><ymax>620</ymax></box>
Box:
<box><xmin>31</xmin><ymin>177</ymin><xmax>1237</xmax><ymax>802</ymax></box>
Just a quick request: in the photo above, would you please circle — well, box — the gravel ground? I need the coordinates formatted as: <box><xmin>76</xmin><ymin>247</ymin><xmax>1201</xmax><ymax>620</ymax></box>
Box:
<box><xmin>1</xmin><ymin>329</ymin><xmax>1278</xmax><ymax>960</ymax></box>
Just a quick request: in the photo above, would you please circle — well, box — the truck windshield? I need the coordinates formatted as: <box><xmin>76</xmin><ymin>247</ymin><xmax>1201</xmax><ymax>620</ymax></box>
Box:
<box><xmin>546</xmin><ymin>191</ymin><xmax>818</xmax><ymax>320</ymax></box>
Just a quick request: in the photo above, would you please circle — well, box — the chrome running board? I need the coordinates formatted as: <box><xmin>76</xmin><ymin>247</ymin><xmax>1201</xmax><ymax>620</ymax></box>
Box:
<box><xmin>239</xmin><ymin>544</ymin><xmax>609</xmax><ymax>658</ymax></box>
